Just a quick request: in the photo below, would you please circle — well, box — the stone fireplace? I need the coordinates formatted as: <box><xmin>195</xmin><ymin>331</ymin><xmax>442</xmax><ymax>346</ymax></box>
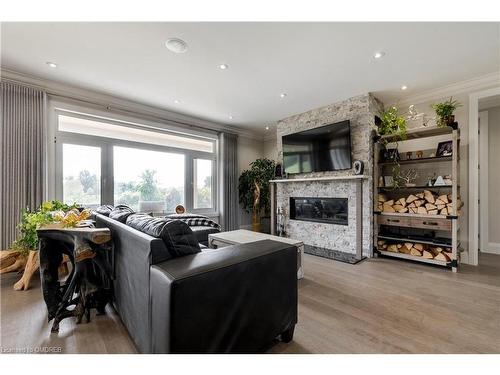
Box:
<box><xmin>270</xmin><ymin>93</ymin><xmax>382</xmax><ymax>260</ymax></box>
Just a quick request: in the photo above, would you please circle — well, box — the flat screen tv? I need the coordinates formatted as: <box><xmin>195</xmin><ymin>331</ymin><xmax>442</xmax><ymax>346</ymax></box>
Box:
<box><xmin>282</xmin><ymin>120</ymin><xmax>352</xmax><ymax>174</ymax></box>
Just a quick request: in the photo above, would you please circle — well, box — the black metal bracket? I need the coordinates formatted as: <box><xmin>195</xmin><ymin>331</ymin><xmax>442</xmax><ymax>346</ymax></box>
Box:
<box><xmin>449</xmin><ymin>259</ymin><xmax>458</xmax><ymax>268</ymax></box>
<box><xmin>446</xmin><ymin>215</ymin><xmax>459</xmax><ymax>220</ymax></box>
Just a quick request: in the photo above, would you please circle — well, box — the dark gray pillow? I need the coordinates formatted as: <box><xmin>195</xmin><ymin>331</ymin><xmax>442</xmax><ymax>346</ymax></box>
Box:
<box><xmin>95</xmin><ymin>205</ymin><xmax>114</xmax><ymax>216</ymax></box>
<box><xmin>126</xmin><ymin>214</ymin><xmax>201</xmax><ymax>257</ymax></box>
<box><xmin>109</xmin><ymin>205</ymin><xmax>135</xmax><ymax>223</ymax></box>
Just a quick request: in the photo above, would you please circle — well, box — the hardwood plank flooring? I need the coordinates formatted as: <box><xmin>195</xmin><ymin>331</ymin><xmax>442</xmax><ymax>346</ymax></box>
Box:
<box><xmin>1</xmin><ymin>253</ymin><xmax>499</xmax><ymax>354</ymax></box>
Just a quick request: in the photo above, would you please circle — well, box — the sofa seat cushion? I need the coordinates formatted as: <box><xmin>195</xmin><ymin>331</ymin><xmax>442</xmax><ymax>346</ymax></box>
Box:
<box><xmin>126</xmin><ymin>214</ymin><xmax>201</xmax><ymax>258</ymax></box>
<box><xmin>190</xmin><ymin>226</ymin><xmax>220</xmax><ymax>245</ymax></box>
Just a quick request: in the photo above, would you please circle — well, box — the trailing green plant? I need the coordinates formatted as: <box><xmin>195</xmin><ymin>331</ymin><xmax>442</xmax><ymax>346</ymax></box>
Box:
<box><xmin>431</xmin><ymin>97</ymin><xmax>462</xmax><ymax>127</ymax></box>
<box><xmin>377</xmin><ymin>106</ymin><xmax>407</xmax><ymax>145</ymax></box>
<box><xmin>11</xmin><ymin>200</ymin><xmax>78</xmax><ymax>255</ymax></box>
<box><xmin>377</xmin><ymin>106</ymin><xmax>408</xmax><ymax>187</ymax></box>
<box><xmin>238</xmin><ymin>158</ymin><xmax>276</xmax><ymax>216</ymax></box>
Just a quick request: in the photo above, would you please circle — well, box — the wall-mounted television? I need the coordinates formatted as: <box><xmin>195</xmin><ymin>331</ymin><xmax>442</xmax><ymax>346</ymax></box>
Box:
<box><xmin>282</xmin><ymin>120</ymin><xmax>352</xmax><ymax>174</ymax></box>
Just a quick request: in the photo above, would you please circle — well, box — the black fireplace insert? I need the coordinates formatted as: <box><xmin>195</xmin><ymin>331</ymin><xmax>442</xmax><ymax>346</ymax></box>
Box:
<box><xmin>289</xmin><ymin>197</ymin><xmax>348</xmax><ymax>225</ymax></box>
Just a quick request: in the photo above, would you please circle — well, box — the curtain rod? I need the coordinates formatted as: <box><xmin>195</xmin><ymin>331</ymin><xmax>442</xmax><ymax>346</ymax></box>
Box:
<box><xmin>2</xmin><ymin>76</ymin><xmax>238</xmax><ymax>137</ymax></box>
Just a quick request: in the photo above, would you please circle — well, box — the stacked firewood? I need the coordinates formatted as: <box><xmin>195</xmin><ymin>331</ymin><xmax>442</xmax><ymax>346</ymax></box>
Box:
<box><xmin>377</xmin><ymin>240</ymin><xmax>453</xmax><ymax>262</ymax></box>
<box><xmin>377</xmin><ymin>190</ymin><xmax>463</xmax><ymax>215</ymax></box>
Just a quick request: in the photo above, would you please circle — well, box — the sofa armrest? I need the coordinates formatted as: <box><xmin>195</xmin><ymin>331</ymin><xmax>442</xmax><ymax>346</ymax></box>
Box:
<box><xmin>150</xmin><ymin>239</ymin><xmax>298</xmax><ymax>353</ymax></box>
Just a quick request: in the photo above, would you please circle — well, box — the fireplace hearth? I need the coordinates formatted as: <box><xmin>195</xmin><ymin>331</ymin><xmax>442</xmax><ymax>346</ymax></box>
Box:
<box><xmin>290</xmin><ymin>197</ymin><xmax>348</xmax><ymax>225</ymax></box>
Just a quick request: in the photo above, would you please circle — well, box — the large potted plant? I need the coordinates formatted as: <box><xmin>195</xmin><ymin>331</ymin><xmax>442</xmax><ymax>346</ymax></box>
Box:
<box><xmin>431</xmin><ymin>97</ymin><xmax>462</xmax><ymax>127</ymax></box>
<box><xmin>238</xmin><ymin>158</ymin><xmax>276</xmax><ymax>232</ymax></box>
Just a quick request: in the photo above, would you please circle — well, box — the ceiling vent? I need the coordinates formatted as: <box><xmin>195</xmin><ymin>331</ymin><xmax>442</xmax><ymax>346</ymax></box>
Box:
<box><xmin>165</xmin><ymin>38</ymin><xmax>188</xmax><ymax>53</ymax></box>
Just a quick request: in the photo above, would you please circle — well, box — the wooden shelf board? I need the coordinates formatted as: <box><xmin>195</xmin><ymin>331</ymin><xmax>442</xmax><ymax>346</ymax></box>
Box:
<box><xmin>377</xmin><ymin>212</ymin><xmax>449</xmax><ymax>219</ymax></box>
<box><xmin>377</xmin><ymin>235</ymin><xmax>452</xmax><ymax>248</ymax></box>
<box><xmin>378</xmin><ymin>185</ymin><xmax>454</xmax><ymax>190</ymax></box>
<box><xmin>269</xmin><ymin>175</ymin><xmax>368</xmax><ymax>183</ymax></box>
<box><xmin>378</xmin><ymin>250</ymin><xmax>450</xmax><ymax>266</ymax></box>
<box><xmin>378</xmin><ymin>156</ymin><xmax>452</xmax><ymax>166</ymax></box>
<box><xmin>379</xmin><ymin>125</ymin><xmax>455</xmax><ymax>142</ymax></box>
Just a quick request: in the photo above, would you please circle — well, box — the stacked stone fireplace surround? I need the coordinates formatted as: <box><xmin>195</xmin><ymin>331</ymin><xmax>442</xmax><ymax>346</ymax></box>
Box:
<box><xmin>275</xmin><ymin>93</ymin><xmax>382</xmax><ymax>259</ymax></box>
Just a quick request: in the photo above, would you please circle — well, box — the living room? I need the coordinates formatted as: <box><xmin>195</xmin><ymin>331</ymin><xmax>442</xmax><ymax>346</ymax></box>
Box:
<box><xmin>1</xmin><ymin>1</ymin><xmax>499</xmax><ymax>373</ymax></box>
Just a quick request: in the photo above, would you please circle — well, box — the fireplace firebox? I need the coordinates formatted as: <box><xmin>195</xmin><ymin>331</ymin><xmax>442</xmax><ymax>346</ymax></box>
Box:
<box><xmin>290</xmin><ymin>197</ymin><xmax>348</xmax><ymax>225</ymax></box>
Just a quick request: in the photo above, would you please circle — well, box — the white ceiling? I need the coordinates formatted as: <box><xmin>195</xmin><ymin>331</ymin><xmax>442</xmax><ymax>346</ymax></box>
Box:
<box><xmin>1</xmin><ymin>22</ymin><xmax>499</xmax><ymax>134</ymax></box>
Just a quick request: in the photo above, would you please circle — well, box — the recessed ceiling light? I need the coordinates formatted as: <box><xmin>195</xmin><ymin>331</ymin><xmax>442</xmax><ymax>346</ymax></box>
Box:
<box><xmin>401</xmin><ymin>85</ymin><xmax>408</xmax><ymax>90</ymax></box>
<box><xmin>265</xmin><ymin>126</ymin><xmax>270</xmax><ymax>130</ymax></box>
<box><xmin>228</xmin><ymin>115</ymin><xmax>233</xmax><ymax>120</ymax></box>
<box><xmin>373</xmin><ymin>51</ymin><xmax>385</xmax><ymax>59</ymax></box>
<box><xmin>174</xmin><ymin>99</ymin><xmax>180</xmax><ymax>104</ymax></box>
<box><xmin>165</xmin><ymin>38</ymin><xmax>188</xmax><ymax>53</ymax></box>
<box><xmin>46</xmin><ymin>62</ymin><xmax>58</xmax><ymax>68</ymax></box>
<box><xmin>219</xmin><ymin>64</ymin><xmax>229</xmax><ymax>70</ymax></box>
<box><xmin>280</xmin><ymin>93</ymin><xmax>287</xmax><ymax>98</ymax></box>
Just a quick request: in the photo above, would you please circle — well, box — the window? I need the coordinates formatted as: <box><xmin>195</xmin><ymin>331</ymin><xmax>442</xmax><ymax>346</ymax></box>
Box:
<box><xmin>55</xmin><ymin>109</ymin><xmax>217</xmax><ymax>214</ymax></box>
<box><xmin>114</xmin><ymin>146</ymin><xmax>185</xmax><ymax>212</ymax></box>
<box><xmin>62</xmin><ymin>144</ymin><xmax>101</xmax><ymax>206</ymax></box>
<box><xmin>193</xmin><ymin>159</ymin><xmax>213</xmax><ymax>209</ymax></box>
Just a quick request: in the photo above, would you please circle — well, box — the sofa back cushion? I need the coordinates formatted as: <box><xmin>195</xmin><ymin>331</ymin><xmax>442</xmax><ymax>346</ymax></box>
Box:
<box><xmin>109</xmin><ymin>205</ymin><xmax>135</xmax><ymax>223</ymax></box>
<box><xmin>126</xmin><ymin>214</ymin><xmax>201</xmax><ymax>258</ymax></box>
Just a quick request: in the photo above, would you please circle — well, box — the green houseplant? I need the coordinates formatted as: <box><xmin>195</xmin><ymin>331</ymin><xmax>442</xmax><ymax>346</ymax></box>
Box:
<box><xmin>238</xmin><ymin>158</ymin><xmax>276</xmax><ymax>232</ymax></box>
<box><xmin>377</xmin><ymin>106</ymin><xmax>407</xmax><ymax>189</ymax></box>
<box><xmin>431</xmin><ymin>97</ymin><xmax>462</xmax><ymax>127</ymax></box>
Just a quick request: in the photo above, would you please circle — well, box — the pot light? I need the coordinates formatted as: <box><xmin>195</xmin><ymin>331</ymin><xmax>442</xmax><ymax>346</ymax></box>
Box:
<box><xmin>229</xmin><ymin>115</ymin><xmax>233</xmax><ymax>120</ymax></box>
<box><xmin>165</xmin><ymin>38</ymin><xmax>188</xmax><ymax>53</ymax></box>
<box><xmin>280</xmin><ymin>93</ymin><xmax>287</xmax><ymax>98</ymax></box>
<box><xmin>173</xmin><ymin>99</ymin><xmax>180</xmax><ymax>104</ymax></box>
<box><xmin>265</xmin><ymin>126</ymin><xmax>270</xmax><ymax>130</ymax></box>
<box><xmin>219</xmin><ymin>64</ymin><xmax>229</xmax><ymax>70</ymax></box>
<box><xmin>46</xmin><ymin>62</ymin><xmax>58</xmax><ymax>68</ymax></box>
<box><xmin>401</xmin><ymin>85</ymin><xmax>408</xmax><ymax>91</ymax></box>
<box><xmin>373</xmin><ymin>51</ymin><xmax>385</xmax><ymax>59</ymax></box>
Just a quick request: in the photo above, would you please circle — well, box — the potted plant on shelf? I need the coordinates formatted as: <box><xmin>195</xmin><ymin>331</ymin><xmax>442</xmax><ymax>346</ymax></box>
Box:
<box><xmin>431</xmin><ymin>97</ymin><xmax>462</xmax><ymax>127</ymax></box>
<box><xmin>238</xmin><ymin>158</ymin><xmax>276</xmax><ymax>233</ymax></box>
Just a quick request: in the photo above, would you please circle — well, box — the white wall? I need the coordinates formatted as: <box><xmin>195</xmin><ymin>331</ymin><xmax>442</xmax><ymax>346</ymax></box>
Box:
<box><xmin>263</xmin><ymin>137</ymin><xmax>278</xmax><ymax>161</ymax></box>
<box><xmin>237</xmin><ymin>136</ymin><xmax>265</xmax><ymax>229</ymax></box>
<box><xmin>486</xmin><ymin>106</ymin><xmax>500</xmax><ymax>244</ymax></box>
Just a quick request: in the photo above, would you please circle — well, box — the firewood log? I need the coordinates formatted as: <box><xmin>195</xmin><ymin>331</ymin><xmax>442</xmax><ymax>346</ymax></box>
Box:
<box><xmin>440</xmin><ymin>207</ymin><xmax>449</xmax><ymax>215</ymax></box>
<box><xmin>377</xmin><ymin>203</ymin><xmax>383</xmax><ymax>211</ymax></box>
<box><xmin>422</xmin><ymin>249</ymin><xmax>434</xmax><ymax>259</ymax></box>
<box><xmin>385</xmin><ymin>200</ymin><xmax>394</xmax><ymax>206</ymax></box>
<box><xmin>447</xmin><ymin>193</ymin><xmax>452</xmax><ymax>201</ymax></box>
<box><xmin>393</xmin><ymin>204</ymin><xmax>404</xmax><ymax>211</ymax></box>
<box><xmin>428</xmin><ymin>209</ymin><xmax>438</xmax><ymax>215</ymax></box>
<box><xmin>377</xmin><ymin>240</ymin><xmax>386</xmax><ymax>246</ymax></box>
<box><xmin>397</xmin><ymin>244</ymin><xmax>402</xmax><ymax>249</ymax></box>
<box><xmin>378</xmin><ymin>193</ymin><xmax>388</xmax><ymax>203</ymax></box>
<box><xmin>408</xmin><ymin>202</ymin><xmax>416</xmax><ymax>208</ymax></box>
<box><xmin>413</xmin><ymin>243</ymin><xmax>424</xmax><ymax>251</ymax></box>
<box><xmin>417</xmin><ymin>206</ymin><xmax>427</xmax><ymax>214</ymax></box>
<box><xmin>398</xmin><ymin>207</ymin><xmax>409</xmax><ymax>213</ymax></box>
<box><xmin>410</xmin><ymin>248</ymin><xmax>422</xmax><ymax>256</ymax></box>
<box><xmin>429</xmin><ymin>247</ymin><xmax>443</xmax><ymax>256</ymax></box>
<box><xmin>406</xmin><ymin>194</ymin><xmax>418</xmax><ymax>203</ymax></box>
<box><xmin>443</xmin><ymin>252</ymin><xmax>453</xmax><ymax>260</ymax></box>
<box><xmin>396</xmin><ymin>198</ymin><xmax>407</xmax><ymax>207</ymax></box>
<box><xmin>425</xmin><ymin>203</ymin><xmax>437</xmax><ymax>211</ymax></box>
<box><xmin>399</xmin><ymin>243</ymin><xmax>413</xmax><ymax>254</ymax></box>
<box><xmin>382</xmin><ymin>244</ymin><xmax>388</xmax><ymax>249</ymax></box>
<box><xmin>415</xmin><ymin>200</ymin><xmax>425</xmax><ymax>207</ymax></box>
<box><xmin>436</xmin><ymin>203</ymin><xmax>446</xmax><ymax>210</ymax></box>
<box><xmin>387</xmin><ymin>244</ymin><xmax>399</xmax><ymax>253</ymax></box>
<box><xmin>434</xmin><ymin>252</ymin><xmax>451</xmax><ymax>262</ymax></box>
<box><xmin>409</xmin><ymin>207</ymin><xmax>418</xmax><ymax>213</ymax></box>
<box><xmin>416</xmin><ymin>192</ymin><xmax>424</xmax><ymax>199</ymax></box>
<box><xmin>424</xmin><ymin>190</ymin><xmax>436</xmax><ymax>203</ymax></box>
<box><xmin>438</xmin><ymin>194</ymin><xmax>449</xmax><ymax>204</ymax></box>
<box><xmin>383</xmin><ymin>203</ymin><xmax>396</xmax><ymax>213</ymax></box>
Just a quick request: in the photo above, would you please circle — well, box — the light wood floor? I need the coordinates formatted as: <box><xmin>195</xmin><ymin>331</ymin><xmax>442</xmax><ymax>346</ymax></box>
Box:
<box><xmin>1</xmin><ymin>253</ymin><xmax>499</xmax><ymax>354</ymax></box>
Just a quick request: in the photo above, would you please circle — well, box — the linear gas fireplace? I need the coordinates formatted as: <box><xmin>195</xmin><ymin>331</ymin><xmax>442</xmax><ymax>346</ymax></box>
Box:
<box><xmin>290</xmin><ymin>197</ymin><xmax>348</xmax><ymax>225</ymax></box>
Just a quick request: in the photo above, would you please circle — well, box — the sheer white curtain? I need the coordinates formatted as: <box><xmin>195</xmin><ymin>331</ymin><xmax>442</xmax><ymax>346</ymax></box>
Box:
<box><xmin>0</xmin><ymin>81</ymin><xmax>46</xmax><ymax>249</ymax></box>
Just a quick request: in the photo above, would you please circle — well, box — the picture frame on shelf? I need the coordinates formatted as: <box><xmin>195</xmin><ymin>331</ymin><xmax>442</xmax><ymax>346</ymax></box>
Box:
<box><xmin>436</xmin><ymin>141</ymin><xmax>453</xmax><ymax>157</ymax></box>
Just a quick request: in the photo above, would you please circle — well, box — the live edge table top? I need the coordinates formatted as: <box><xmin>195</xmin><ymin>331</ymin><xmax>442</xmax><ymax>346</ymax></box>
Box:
<box><xmin>208</xmin><ymin>229</ymin><xmax>303</xmax><ymax>247</ymax></box>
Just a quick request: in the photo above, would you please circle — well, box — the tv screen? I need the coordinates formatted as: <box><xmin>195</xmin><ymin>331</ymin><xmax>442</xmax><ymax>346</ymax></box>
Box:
<box><xmin>282</xmin><ymin>120</ymin><xmax>352</xmax><ymax>174</ymax></box>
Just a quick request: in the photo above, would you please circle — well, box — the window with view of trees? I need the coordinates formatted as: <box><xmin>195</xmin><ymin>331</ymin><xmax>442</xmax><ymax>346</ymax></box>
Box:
<box><xmin>56</xmin><ymin>111</ymin><xmax>217</xmax><ymax>214</ymax></box>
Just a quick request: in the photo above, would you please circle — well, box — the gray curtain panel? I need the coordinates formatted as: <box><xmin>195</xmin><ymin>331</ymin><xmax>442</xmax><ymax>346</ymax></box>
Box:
<box><xmin>219</xmin><ymin>132</ymin><xmax>238</xmax><ymax>231</ymax></box>
<box><xmin>0</xmin><ymin>82</ymin><xmax>46</xmax><ymax>249</ymax></box>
